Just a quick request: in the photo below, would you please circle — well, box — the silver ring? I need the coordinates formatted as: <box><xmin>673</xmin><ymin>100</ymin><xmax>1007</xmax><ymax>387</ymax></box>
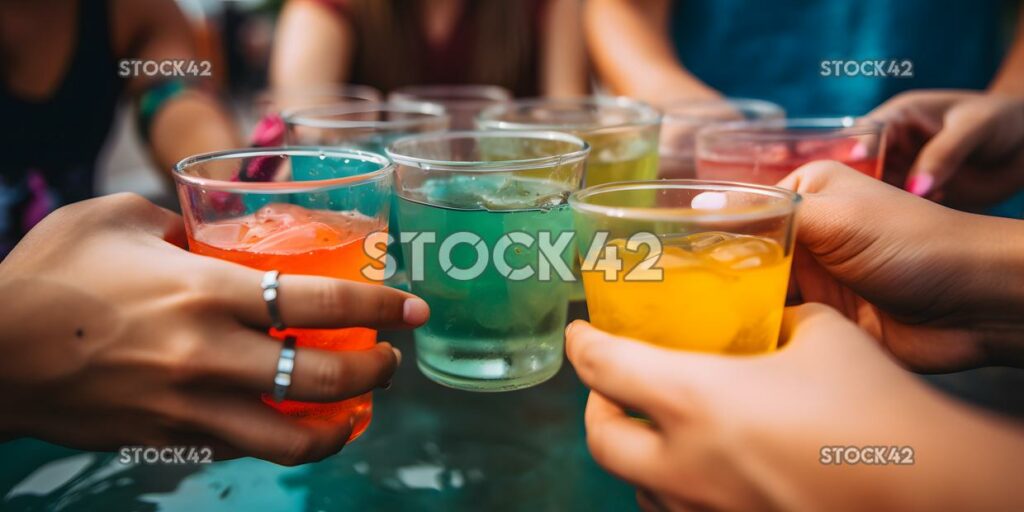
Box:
<box><xmin>261</xmin><ymin>270</ymin><xmax>285</xmax><ymax>331</ymax></box>
<box><xmin>272</xmin><ymin>336</ymin><xmax>297</xmax><ymax>402</ymax></box>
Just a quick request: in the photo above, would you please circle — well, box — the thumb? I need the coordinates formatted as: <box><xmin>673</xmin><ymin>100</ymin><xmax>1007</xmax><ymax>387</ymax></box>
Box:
<box><xmin>779</xmin><ymin>303</ymin><xmax>882</xmax><ymax>360</ymax></box>
<box><xmin>906</xmin><ymin>104</ymin><xmax>993</xmax><ymax>196</ymax></box>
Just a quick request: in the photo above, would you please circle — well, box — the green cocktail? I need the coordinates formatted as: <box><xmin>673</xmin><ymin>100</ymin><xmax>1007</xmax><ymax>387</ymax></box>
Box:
<box><xmin>387</xmin><ymin>132</ymin><xmax>589</xmax><ymax>391</ymax></box>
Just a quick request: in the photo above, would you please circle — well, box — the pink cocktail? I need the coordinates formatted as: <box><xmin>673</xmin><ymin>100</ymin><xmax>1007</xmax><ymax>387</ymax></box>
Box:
<box><xmin>695</xmin><ymin>118</ymin><xmax>885</xmax><ymax>185</ymax></box>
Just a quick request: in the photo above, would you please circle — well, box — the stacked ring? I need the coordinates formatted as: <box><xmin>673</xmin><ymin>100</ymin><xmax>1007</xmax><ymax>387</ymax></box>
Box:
<box><xmin>262</xmin><ymin>270</ymin><xmax>296</xmax><ymax>402</ymax></box>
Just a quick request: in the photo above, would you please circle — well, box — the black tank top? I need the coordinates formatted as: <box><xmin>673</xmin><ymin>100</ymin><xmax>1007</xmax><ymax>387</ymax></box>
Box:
<box><xmin>0</xmin><ymin>0</ymin><xmax>123</xmax><ymax>256</ymax></box>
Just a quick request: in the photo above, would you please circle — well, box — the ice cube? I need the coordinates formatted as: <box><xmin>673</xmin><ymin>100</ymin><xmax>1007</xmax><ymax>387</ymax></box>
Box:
<box><xmin>195</xmin><ymin>221</ymin><xmax>250</xmax><ymax>248</ymax></box>
<box><xmin>682</xmin><ymin>231</ymin><xmax>734</xmax><ymax>252</ymax></box>
<box><xmin>705</xmin><ymin>237</ymin><xmax>778</xmax><ymax>270</ymax></box>
<box><xmin>654</xmin><ymin>245</ymin><xmax>702</xmax><ymax>269</ymax></box>
<box><xmin>249</xmin><ymin>222</ymin><xmax>344</xmax><ymax>253</ymax></box>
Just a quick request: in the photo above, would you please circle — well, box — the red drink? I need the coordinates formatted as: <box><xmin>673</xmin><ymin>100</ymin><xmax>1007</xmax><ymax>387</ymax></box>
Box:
<box><xmin>695</xmin><ymin>118</ymin><xmax>885</xmax><ymax>186</ymax></box>
<box><xmin>696</xmin><ymin>137</ymin><xmax>881</xmax><ymax>185</ymax></box>
<box><xmin>188</xmin><ymin>203</ymin><xmax>382</xmax><ymax>440</ymax></box>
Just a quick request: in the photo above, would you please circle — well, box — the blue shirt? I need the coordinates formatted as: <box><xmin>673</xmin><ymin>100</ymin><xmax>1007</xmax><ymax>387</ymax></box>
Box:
<box><xmin>670</xmin><ymin>0</ymin><xmax>1015</xmax><ymax>116</ymax></box>
<box><xmin>670</xmin><ymin>0</ymin><xmax>1024</xmax><ymax>216</ymax></box>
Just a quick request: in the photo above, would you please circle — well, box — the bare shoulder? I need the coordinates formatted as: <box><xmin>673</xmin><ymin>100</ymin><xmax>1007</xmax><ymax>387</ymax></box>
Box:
<box><xmin>108</xmin><ymin>0</ymin><xmax>191</xmax><ymax>57</ymax></box>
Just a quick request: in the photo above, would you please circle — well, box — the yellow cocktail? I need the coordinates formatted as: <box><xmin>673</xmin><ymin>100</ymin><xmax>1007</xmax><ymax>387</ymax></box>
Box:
<box><xmin>571</xmin><ymin>181</ymin><xmax>799</xmax><ymax>354</ymax></box>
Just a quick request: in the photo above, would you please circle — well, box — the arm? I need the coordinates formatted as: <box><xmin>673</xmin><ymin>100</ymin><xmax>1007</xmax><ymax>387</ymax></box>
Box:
<box><xmin>988</xmin><ymin>3</ymin><xmax>1024</xmax><ymax>95</ymax></box>
<box><xmin>584</xmin><ymin>0</ymin><xmax>718</xmax><ymax>104</ymax></box>
<box><xmin>539</xmin><ymin>0</ymin><xmax>589</xmax><ymax>97</ymax></box>
<box><xmin>115</xmin><ymin>0</ymin><xmax>241</xmax><ymax>176</ymax></box>
<box><xmin>269</xmin><ymin>0</ymin><xmax>354</xmax><ymax>88</ymax></box>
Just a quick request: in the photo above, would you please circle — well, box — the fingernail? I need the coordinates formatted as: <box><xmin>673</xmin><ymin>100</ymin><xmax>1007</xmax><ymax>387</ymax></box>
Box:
<box><xmin>403</xmin><ymin>298</ymin><xmax>429</xmax><ymax>325</ymax></box>
<box><xmin>565</xmin><ymin>320</ymin><xmax>580</xmax><ymax>338</ymax></box>
<box><xmin>392</xmin><ymin>347</ymin><xmax>402</xmax><ymax>366</ymax></box>
<box><xmin>849</xmin><ymin>141</ymin><xmax>869</xmax><ymax>160</ymax></box>
<box><xmin>906</xmin><ymin>174</ymin><xmax>933</xmax><ymax>196</ymax></box>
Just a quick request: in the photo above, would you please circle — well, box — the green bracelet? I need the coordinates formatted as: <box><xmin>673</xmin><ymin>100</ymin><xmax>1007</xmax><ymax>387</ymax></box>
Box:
<box><xmin>136</xmin><ymin>80</ymin><xmax>189</xmax><ymax>141</ymax></box>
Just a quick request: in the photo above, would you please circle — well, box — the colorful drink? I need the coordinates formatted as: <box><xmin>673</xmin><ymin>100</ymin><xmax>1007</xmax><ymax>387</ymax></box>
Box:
<box><xmin>387</xmin><ymin>132</ymin><xmax>588</xmax><ymax>391</ymax></box>
<box><xmin>174</xmin><ymin>149</ymin><xmax>393</xmax><ymax>441</ymax></box>
<box><xmin>695</xmin><ymin>118</ymin><xmax>885</xmax><ymax>185</ymax></box>
<box><xmin>571</xmin><ymin>180</ymin><xmax>799</xmax><ymax>354</ymax></box>
<box><xmin>189</xmin><ymin>204</ymin><xmax>379</xmax><ymax>431</ymax></box>
<box><xmin>582</xmin><ymin>233</ymin><xmax>790</xmax><ymax>353</ymax></box>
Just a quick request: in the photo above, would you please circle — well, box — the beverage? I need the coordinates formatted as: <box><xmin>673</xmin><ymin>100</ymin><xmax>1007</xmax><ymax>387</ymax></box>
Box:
<box><xmin>189</xmin><ymin>204</ymin><xmax>379</xmax><ymax>436</ymax></box>
<box><xmin>175</xmin><ymin>148</ymin><xmax>393</xmax><ymax>441</ymax></box>
<box><xmin>582</xmin><ymin>233</ymin><xmax>790</xmax><ymax>353</ymax></box>
<box><xmin>585</xmin><ymin>137</ymin><xmax>660</xmax><ymax>185</ymax></box>
<box><xmin>571</xmin><ymin>180</ymin><xmax>799</xmax><ymax>354</ymax></box>
<box><xmin>696</xmin><ymin>118</ymin><xmax>885</xmax><ymax>186</ymax></box>
<box><xmin>387</xmin><ymin>131</ymin><xmax>588</xmax><ymax>391</ymax></box>
<box><xmin>398</xmin><ymin>178</ymin><xmax>575</xmax><ymax>390</ymax></box>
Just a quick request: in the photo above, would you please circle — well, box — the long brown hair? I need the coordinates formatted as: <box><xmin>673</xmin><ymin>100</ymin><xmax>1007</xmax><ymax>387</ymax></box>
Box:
<box><xmin>347</xmin><ymin>0</ymin><xmax>536</xmax><ymax>93</ymax></box>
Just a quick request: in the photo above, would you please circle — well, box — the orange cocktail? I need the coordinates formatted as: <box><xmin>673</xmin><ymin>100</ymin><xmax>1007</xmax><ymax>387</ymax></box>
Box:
<box><xmin>571</xmin><ymin>181</ymin><xmax>800</xmax><ymax>354</ymax></box>
<box><xmin>174</xmin><ymin>148</ymin><xmax>393</xmax><ymax>440</ymax></box>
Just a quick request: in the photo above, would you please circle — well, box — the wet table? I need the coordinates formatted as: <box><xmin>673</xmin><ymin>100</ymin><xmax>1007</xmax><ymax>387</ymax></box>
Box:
<box><xmin>0</xmin><ymin>303</ymin><xmax>639</xmax><ymax>511</ymax></box>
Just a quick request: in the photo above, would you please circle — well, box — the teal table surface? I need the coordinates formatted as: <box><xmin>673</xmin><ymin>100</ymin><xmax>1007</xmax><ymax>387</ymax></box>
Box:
<box><xmin>0</xmin><ymin>303</ymin><xmax>638</xmax><ymax>512</ymax></box>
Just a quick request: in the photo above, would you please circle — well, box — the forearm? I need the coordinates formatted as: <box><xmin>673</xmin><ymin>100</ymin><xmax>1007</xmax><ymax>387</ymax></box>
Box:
<box><xmin>269</xmin><ymin>0</ymin><xmax>351</xmax><ymax>88</ymax></box>
<box><xmin>148</xmin><ymin>92</ymin><xmax>241</xmax><ymax>175</ymax></box>
<box><xmin>966</xmin><ymin>212</ymin><xmax>1024</xmax><ymax>366</ymax></box>
<box><xmin>540</xmin><ymin>0</ymin><xmax>589</xmax><ymax>97</ymax></box>
<box><xmin>584</xmin><ymin>0</ymin><xmax>718</xmax><ymax>104</ymax></box>
<box><xmin>988</xmin><ymin>6</ymin><xmax>1024</xmax><ymax>95</ymax></box>
<box><xmin>913</xmin><ymin>401</ymin><xmax>1024</xmax><ymax>510</ymax></box>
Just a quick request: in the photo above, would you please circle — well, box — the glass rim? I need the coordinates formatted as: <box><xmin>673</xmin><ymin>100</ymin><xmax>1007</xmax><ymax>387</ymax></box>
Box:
<box><xmin>389</xmin><ymin>84</ymin><xmax>512</xmax><ymax>103</ymax></box>
<box><xmin>661</xmin><ymin>97</ymin><xmax>785</xmax><ymax>123</ymax></box>
<box><xmin>255</xmin><ymin>83</ymin><xmax>382</xmax><ymax>101</ymax></box>
<box><xmin>569</xmin><ymin>179</ymin><xmax>801</xmax><ymax>223</ymax></box>
<box><xmin>386</xmin><ymin>130</ymin><xmax>591</xmax><ymax>172</ymax></box>
<box><xmin>282</xmin><ymin>101</ymin><xmax>450</xmax><ymax>130</ymax></box>
<box><xmin>697</xmin><ymin>116</ymin><xmax>884</xmax><ymax>143</ymax></box>
<box><xmin>476</xmin><ymin>96</ymin><xmax>661</xmax><ymax>132</ymax></box>
<box><xmin>173</xmin><ymin>147</ymin><xmax>394</xmax><ymax>194</ymax></box>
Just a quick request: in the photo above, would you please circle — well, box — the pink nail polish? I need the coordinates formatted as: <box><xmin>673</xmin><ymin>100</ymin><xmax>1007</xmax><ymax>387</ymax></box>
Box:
<box><xmin>906</xmin><ymin>175</ymin><xmax>934</xmax><ymax>196</ymax></box>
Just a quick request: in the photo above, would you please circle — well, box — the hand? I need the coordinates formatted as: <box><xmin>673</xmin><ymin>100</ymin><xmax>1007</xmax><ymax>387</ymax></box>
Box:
<box><xmin>566</xmin><ymin>305</ymin><xmax>1024</xmax><ymax>511</ymax></box>
<box><xmin>868</xmin><ymin>89</ymin><xmax>1024</xmax><ymax>209</ymax></box>
<box><xmin>778</xmin><ymin>162</ymin><xmax>1024</xmax><ymax>372</ymax></box>
<box><xmin>0</xmin><ymin>194</ymin><xmax>429</xmax><ymax>465</ymax></box>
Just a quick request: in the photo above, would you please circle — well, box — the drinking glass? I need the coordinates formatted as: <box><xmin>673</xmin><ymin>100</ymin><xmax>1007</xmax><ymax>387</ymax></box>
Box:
<box><xmin>387</xmin><ymin>131</ymin><xmax>589</xmax><ymax>391</ymax></box>
<box><xmin>659</xmin><ymin>98</ymin><xmax>784</xmax><ymax>179</ymax></box>
<box><xmin>696</xmin><ymin>118</ymin><xmax>885</xmax><ymax>185</ymax></box>
<box><xmin>477</xmin><ymin>96</ymin><xmax>660</xmax><ymax>186</ymax></box>
<box><xmin>390</xmin><ymin>84</ymin><xmax>511</xmax><ymax>130</ymax></box>
<box><xmin>239</xmin><ymin>84</ymin><xmax>382</xmax><ymax>134</ymax></box>
<box><xmin>571</xmin><ymin>180</ymin><xmax>799</xmax><ymax>354</ymax></box>
<box><xmin>284</xmin><ymin>102</ymin><xmax>451</xmax><ymax>289</ymax></box>
<box><xmin>174</xmin><ymin>148</ymin><xmax>394</xmax><ymax>440</ymax></box>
